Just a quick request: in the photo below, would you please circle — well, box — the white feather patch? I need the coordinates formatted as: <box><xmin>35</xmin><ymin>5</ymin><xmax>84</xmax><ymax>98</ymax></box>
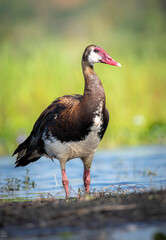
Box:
<box><xmin>43</xmin><ymin>102</ymin><xmax>103</xmax><ymax>163</ymax></box>
<box><xmin>88</xmin><ymin>48</ymin><xmax>102</xmax><ymax>64</ymax></box>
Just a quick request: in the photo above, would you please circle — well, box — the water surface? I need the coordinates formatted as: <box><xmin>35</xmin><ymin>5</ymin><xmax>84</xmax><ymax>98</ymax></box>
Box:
<box><xmin>0</xmin><ymin>145</ymin><xmax>166</xmax><ymax>200</ymax></box>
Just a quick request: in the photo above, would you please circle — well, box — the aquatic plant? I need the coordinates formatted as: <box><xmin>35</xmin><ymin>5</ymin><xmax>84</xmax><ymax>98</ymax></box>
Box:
<box><xmin>72</xmin><ymin>184</ymin><xmax>147</xmax><ymax>200</ymax></box>
<box><xmin>0</xmin><ymin>169</ymin><xmax>36</xmax><ymax>192</ymax></box>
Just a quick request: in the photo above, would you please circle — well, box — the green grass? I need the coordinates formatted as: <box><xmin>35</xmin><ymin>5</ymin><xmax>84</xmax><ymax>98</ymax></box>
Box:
<box><xmin>0</xmin><ymin>0</ymin><xmax>166</xmax><ymax>154</ymax></box>
<box><xmin>0</xmin><ymin>35</ymin><xmax>166</xmax><ymax>155</ymax></box>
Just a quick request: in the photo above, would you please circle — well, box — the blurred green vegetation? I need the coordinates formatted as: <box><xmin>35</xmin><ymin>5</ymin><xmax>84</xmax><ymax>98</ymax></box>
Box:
<box><xmin>0</xmin><ymin>0</ymin><xmax>166</xmax><ymax>155</ymax></box>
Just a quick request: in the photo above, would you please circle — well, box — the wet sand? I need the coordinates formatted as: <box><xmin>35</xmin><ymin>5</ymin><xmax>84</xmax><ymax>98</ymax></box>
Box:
<box><xmin>0</xmin><ymin>190</ymin><xmax>166</xmax><ymax>239</ymax></box>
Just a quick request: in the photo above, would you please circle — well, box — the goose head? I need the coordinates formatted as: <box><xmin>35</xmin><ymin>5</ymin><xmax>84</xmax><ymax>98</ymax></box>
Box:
<box><xmin>82</xmin><ymin>45</ymin><xmax>121</xmax><ymax>68</ymax></box>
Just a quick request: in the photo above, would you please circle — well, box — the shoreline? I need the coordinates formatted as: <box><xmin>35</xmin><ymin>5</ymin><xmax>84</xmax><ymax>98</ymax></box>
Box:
<box><xmin>0</xmin><ymin>190</ymin><xmax>166</xmax><ymax>238</ymax></box>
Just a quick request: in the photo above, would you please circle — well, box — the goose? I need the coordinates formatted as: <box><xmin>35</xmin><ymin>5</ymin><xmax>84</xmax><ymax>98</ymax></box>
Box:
<box><xmin>13</xmin><ymin>45</ymin><xmax>121</xmax><ymax>198</ymax></box>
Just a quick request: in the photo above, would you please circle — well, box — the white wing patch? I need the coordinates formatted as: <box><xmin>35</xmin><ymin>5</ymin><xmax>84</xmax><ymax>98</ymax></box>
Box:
<box><xmin>92</xmin><ymin>101</ymin><xmax>103</xmax><ymax>130</ymax></box>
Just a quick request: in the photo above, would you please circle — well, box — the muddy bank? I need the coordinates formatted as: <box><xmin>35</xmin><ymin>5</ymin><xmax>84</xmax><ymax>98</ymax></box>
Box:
<box><xmin>0</xmin><ymin>190</ymin><xmax>166</xmax><ymax>238</ymax></box>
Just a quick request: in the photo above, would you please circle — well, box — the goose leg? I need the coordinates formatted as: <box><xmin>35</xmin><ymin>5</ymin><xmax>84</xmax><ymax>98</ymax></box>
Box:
<box><xmin>61</xmin><ymin>169</ymin><xmax>69</xmax><ymax>198</ymax></box>
<box><xmin>83</xmin><ymin>168</ymin><xmax>91</xmax><ymax>192</ymax></box>
<box><xmin>82</xmin><ymin>154</ymin><xmax>94</xmax><ymax>193</ymax></box>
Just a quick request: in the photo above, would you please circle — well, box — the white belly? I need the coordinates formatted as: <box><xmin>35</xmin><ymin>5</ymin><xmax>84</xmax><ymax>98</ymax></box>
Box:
<box><xmin>43</xmin><ymin>114</ymin><xmax>102</xmax><ymax>161</ymax></box>
<box><xmin>44</xmin><ymin>129</ymin><xmax>101</xmax><ymax>161</ymax></box>
<box><xmin>43</xmin><ymin>102</ymin><xmax>103</xmax><ymax>162</ymax></box>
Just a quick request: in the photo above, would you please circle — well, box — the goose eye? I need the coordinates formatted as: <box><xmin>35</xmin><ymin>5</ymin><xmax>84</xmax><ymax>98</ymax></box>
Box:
<box><xmin>94</xmin><ymin>49</ymin><xmax>99</xmax><ymax>53</ymax></box>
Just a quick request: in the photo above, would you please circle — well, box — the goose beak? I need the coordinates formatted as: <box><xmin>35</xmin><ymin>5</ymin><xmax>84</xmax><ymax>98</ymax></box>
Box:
<box><xmin>96</xmin><ymin>47</ymin><xmax>121</xmax><ymax>67</ymax></box>
<box><xmin>101</xmin><ymin>54</ymin><xmax>121</xmax><ymax>67</ymax></box>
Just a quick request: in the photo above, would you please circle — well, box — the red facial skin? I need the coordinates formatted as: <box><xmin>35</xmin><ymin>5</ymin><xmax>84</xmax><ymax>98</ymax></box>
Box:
<box><xmin>94</xmin><ymin>47</ymin><xmax>121</xmax><ymax>67</ymax></box>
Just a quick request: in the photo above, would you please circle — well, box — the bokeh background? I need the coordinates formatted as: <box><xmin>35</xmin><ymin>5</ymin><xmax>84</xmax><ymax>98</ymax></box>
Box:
<box><xmin>0</xmin><ymin>0</ymin><xmax>166</xmax><ymax>155</ymax></box>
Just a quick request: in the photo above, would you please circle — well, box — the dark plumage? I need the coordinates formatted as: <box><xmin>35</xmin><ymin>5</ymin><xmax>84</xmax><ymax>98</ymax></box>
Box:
<box><xmin>13</xmin><ymin>44</ymin><xmax>121</xmax><ymax>198</ymax></box>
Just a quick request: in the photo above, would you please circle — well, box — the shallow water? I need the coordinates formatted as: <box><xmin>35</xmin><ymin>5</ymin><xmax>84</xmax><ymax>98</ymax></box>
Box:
<box><xmin>1</xmin><ymin>222</ymin><xmax>166</xmax><ymax>240</ymax></box>
<box><xmin>0</xmin><ymin>145</ymin><xmax>166</xmax><ymax>200</ymax></box>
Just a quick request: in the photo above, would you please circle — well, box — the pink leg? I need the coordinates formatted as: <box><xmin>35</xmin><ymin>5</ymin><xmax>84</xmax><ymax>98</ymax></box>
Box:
<box><xmin>62</xmin><ymin>170</ymin><xmax>69</xmax><ymax>198</ymax></box>
<box><xmin>83</xmin><ymin>169</ymin><xmax>91</xmax><ymax>192</ymax></box>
